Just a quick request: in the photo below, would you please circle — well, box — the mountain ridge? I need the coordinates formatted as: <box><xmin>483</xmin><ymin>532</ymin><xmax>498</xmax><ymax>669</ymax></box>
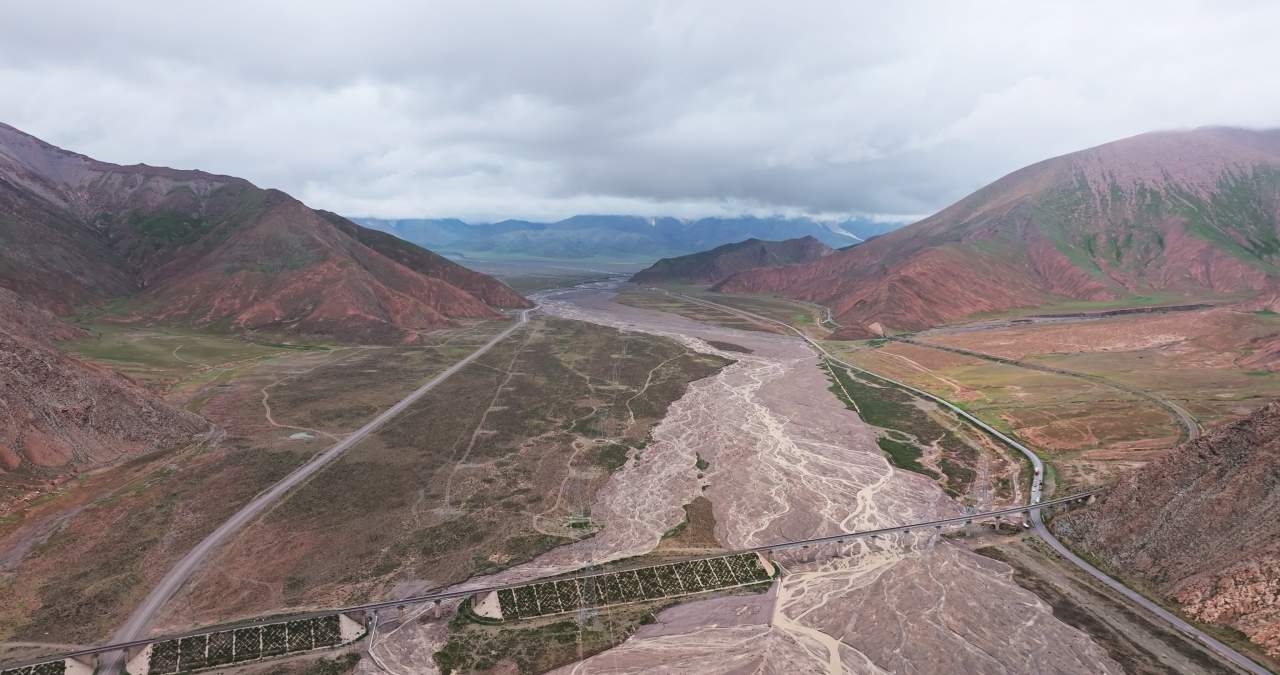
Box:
<box><xmin>354</xmin><ymin>213</ymin><xmax>899</xmax><ymax>262</ymax></box>
<box><xmin>715</xmin><ymin>127</ymin><xmax>1280</xmax><ymax>337</ymax></box>
<box><xmin>0</xmin><ymin>123</ymin><xmax>530</xmax><ymax>343</ymax></box>
<box><xmin>630</xmin><ymin>235</ymin><xmax>834</xmax><ymax>285</ymax></box>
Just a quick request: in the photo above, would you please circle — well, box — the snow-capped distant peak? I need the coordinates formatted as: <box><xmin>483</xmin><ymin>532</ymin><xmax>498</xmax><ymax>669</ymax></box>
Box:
<box><xmin>824</xmin><ymin>222</ymin><xmax>863</xmax><ymax>242</ymax></box>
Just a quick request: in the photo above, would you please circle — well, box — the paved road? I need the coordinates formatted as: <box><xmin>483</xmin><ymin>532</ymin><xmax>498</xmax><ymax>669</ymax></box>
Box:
<box><xmin>95</xmin><ymin>308</ymin><xmax>534</xmax><ymax>674</ymax></box>
<box><xmin>660</xmin><ymin>290</ymin><xmax>1269</xmax><ymax>675</ymax></box>
<box><xmin>1029</xmin><ymin>512</ymin><xmax>1269</xmax><ymax>674</ymax></box>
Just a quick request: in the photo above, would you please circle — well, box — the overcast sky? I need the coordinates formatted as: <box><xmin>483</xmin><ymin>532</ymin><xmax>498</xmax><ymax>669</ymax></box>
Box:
<box><xmin>2</xmin><ymin>1</ymin><xmax>1278</xmax><ymax>223</ymax></box>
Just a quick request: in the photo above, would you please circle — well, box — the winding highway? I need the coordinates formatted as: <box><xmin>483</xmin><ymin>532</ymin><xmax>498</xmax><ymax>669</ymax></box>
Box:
<box><xmin>657</xmin><ymin>289</ymin><xmax>1270</xmax><ymax>675</ymax></box>
<box><xmin>94</xmin><ymin>307</ymin><xmax>535</xmax><ymax>675</ymax></box>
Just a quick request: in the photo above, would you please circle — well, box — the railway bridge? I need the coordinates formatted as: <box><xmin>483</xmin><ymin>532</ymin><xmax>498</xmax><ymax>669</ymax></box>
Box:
<box><xmin>1</xmin><ymin>493</ymin><xmax>1098</xmax><ymax>675</ymax></box>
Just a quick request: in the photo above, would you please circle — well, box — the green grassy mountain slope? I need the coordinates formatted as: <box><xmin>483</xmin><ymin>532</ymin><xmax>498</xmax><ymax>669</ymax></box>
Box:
<box><xmin>717</xmin><ymin>127</ymin><xmax>1280</xmax><ymax>337</ymax></box>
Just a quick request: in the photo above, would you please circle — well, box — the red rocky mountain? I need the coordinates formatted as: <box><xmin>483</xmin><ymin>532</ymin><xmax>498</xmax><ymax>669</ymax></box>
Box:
<box><xmin>0</xmin><ymin>123</ymin><xmax>530</xmax><ymax>344</ymax></box>
<box><xmin>1054</xmin><ymin>401</ymin><xmax>1280</xmax><ymax>658</ymax></box>
<box><xmin>0</xmin><ymin>288</ymin><xmax>209</xmax><ymax>508</ymax></box>
<box><xmin>716</xmin><ymin>127</ymin><xmax>1280</xmax><ymax>337</ymax></box>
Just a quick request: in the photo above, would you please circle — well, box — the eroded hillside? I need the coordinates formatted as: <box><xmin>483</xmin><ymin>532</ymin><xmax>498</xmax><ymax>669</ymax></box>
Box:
<box><xmin>1055</xmin><ymin>401</ymin><xmax>1280</xmax><ymax>658</ymax></box>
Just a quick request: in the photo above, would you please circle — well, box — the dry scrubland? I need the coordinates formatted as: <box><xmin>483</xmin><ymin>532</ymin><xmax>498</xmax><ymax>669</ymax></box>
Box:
<box><xmin>154</xmin><ymin>317</ymin><xmax>729</xmax><ymax>633</ymax></box>
<box><xmin>928</xmin><ymin>308</ymin><xmax>1280</xmax><ymax>425</ymax></box>
<box><xmin>0</xmin><ymin>319</ymin><xmax>513</xmax><ymax>647</ymax></box>
<box><xmin>613</xmin><ymin>289</ymin><xmax>782</xmax><ymax>334</ymax></box>
<box><xmin>825</xmin><ymin>307</ymin><xmax>1280</xmax><ymax>492</ymax></box>
<box><xmin>683</xmin><ymin>291</ymin><xmax>835</xmax><ymax>338</ymax></box>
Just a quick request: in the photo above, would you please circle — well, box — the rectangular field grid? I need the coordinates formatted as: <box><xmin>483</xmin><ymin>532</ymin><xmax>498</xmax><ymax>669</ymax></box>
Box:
<box><xmin>496</xmin><ymin>553</ymin><xmax>772</xmax><ymax>621</ymax></box>
<box><xmin>144</xmin><ymin>614</ymin><xmax>350</xmax><ymax>674</ymax></box>
<box><xmin>1</xmin><ymin>662</ymin><xmax>66</xmax><ymax>675</ymax></box>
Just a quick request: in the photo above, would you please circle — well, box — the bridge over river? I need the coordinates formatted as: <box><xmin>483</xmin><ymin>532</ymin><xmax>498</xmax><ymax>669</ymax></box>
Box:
<box><xmin>1</xmin><ymin>493</ymin><xmax>1098</xmax><ymax>675</ymax></box>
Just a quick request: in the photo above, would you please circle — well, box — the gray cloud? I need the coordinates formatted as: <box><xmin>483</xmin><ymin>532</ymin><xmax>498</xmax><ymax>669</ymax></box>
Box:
<box><xmin>2</xmin><ymin>0</ymin><xmax>1278</xmax><ymax>222</ymax></box>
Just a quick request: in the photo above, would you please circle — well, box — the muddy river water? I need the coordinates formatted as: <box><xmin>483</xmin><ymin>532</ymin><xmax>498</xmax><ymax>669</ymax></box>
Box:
<box><xmin>361</xmin><ymin>283</ymin><xmax>1121</xmax><ymax>674</ymax></box>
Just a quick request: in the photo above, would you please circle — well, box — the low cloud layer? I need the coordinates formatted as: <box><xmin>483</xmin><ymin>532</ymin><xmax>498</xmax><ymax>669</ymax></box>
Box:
<box><xmin>3</xmin><ymin>1</ymin><xmax>1278</xmax><ymax>222</ymax></box>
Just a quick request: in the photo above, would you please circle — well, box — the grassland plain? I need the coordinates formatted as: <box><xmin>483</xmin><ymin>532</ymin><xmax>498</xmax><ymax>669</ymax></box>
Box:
<box><xmin>826</xmin><ymin>341</ymin><xmax>1176</xmax><ymax>491</ymax></box>
<box><xmin>434</xmin><ymin>602</ymin><xmax>668</xmax><ymax>675</ymax></box>
<box><xmin>66</xmin><ymin>323</ymin><xmax>295</xmax><ymax>391</ymax></box>
<box><xmin>826</xmin><ymin>307</ymin><xmax>1280</xmax><ymax>492</ymax></box>
<box><xmin>613</xmin><ymin>288</ymin><xmax>782</xmax><ymax>334</ymax></box>
<box><xmin>684</xmin><ymin>290</ymin><xmax>835</xmax><ymax>337</ymax></box>
<box><xmin>497</xmin><ymin>272</ymin><xmax>617</xmax><ymax>295</ymax></box>
<box><xmin>0</xmin><ymin>320</ymin><xmax>515</xmax><ymax>647</ymax></box>
<box><xmin>924</xmin><ymin>307</ymin><xmax>1280</xmax><ymax>425</ymax></box>
<box><xmin>207</xmin><ymin>650</ymin><xmax>362</xmax><ymax>674</ymax></box>
<box><xmin>152</xmin><ymin>317</ymin><xmax>731</xmax><ymax>633</ymax></box>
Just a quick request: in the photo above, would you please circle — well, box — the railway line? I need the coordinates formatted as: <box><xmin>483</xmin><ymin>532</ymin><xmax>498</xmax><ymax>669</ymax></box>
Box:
<box><xmin>2</xmin><ymin>493</ymin><xmax>1098</xmax><ymax>672</ymax></box>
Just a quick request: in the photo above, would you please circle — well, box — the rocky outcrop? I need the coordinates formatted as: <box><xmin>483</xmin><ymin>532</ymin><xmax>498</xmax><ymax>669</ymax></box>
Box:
<box><xmin>1242</xmin><ymin>334</ymin><xmax>1280</xmax><ymax>372</ymax></box>
<box><xmin>0</xmin><ymin>123</ymin><xmax>530</xmax><ymax>343</ymax></box>
<box><xmin>716</xmin><ymin>127</ymin><xmax>1280</xmax><ymax>337</ymax></box>
<box><xmin>631</xmin><ymin>236</ymin><xmax>834</xmax><ymax>285</ymax></box>
<box><xmin>1054</xmin><ymin>402</ymin><xmax>1280</xmax><ymax>658</ymax></box>
<box><xmin>0</xmin><ymin>289</ymin><xmax>208</xmax><ymax>506</ymax></box>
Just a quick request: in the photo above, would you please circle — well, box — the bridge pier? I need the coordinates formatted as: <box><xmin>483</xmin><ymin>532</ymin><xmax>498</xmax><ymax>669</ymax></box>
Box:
<box><xmin>473</xmin><ymin>590</ymin><xmax>504</xmax><ymax>620</ymax></box>
<box><xmin>124</xmin><ymin>644</ymin><xmax>153</xmax><ymax>675</ymax></box>
<box><xmin>339</xmin><ymin>613</ymin><xmax>366</xmax><ymax>642</ymax></box>
<box><xmin>65</xmin><ymin>656</ymin><xmax>94</xmax><ymax>675</ymax></box>
<box><xmin>433</xmin><ymin>600</ymin><xmax>442</xmax><ymax>619</ymax></box>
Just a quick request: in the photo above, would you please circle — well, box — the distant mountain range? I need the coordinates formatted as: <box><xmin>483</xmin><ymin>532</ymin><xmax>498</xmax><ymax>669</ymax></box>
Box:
<box><xmin>352</xmin><ymin>214</ymin><xmax>901</xmax><ymax>262</ymax></box>
<box><xmin>631</xmin><ymin>236</ymin><xmax>834</xmax><ymax>285</ymax></box>
<box><xmin>716</xmin><ymin>127</ymin><xmax>1280</xmax><ymax>337</ymax></box>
